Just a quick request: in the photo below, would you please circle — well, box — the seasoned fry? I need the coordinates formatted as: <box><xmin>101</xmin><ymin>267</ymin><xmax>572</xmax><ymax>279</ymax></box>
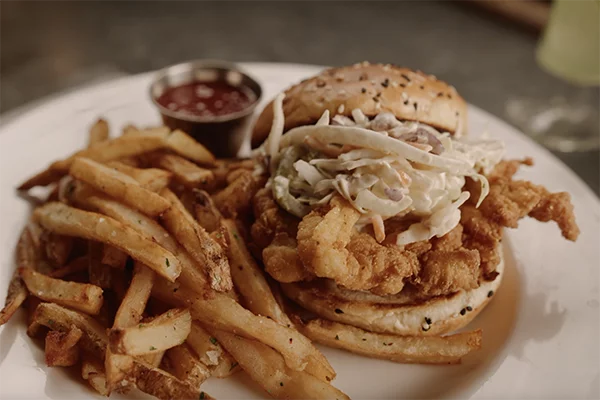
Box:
<box><xmin>149</xmin><ymin>153</ymin><xmax>214</xmax><ymax>189</ymax></box>
<box><xmin>0</xmin><ymin>228</ymin><xmax>33</xmax><ymax>325</ymax></box>
<box><xmin>164</xmin><ymin>130</ymin><xmax>215</xmax><ymax>165</ymax></box>
<box><xmin>33</xmin><ymin>302</ymin><xmax>108</xmax><ymax>359</ymax></box>
<box><xmin>152</xmin><ymin>280</ymin><xmax>335</xmax><ymax>382</ymax></box>
<box><xmin>106</xmin><ymin>161</ymin><xmax>172</xmax><ymax>193</ymax></box>
<box><xmin>70</xmin><ymin>157</ymin><xmax>171</xmax><ymax>216</ymax></box>
<box><xmin>88</xmin><ymin>118</ymin><xmax>109</xmax><ymax>147</ymax></box>
<box><xmin>45</xmin><ymin>326</ymin><xmax>83</xmax><ymax>367</ymax></box>
<box><xmin>214</xmin><ymin>330</ymin><xmax>349</xmax><ymax>400</ymax></box>
<box><xmin>193</xmin><ymin>189</ymin><xmax>222</xmax><ymax>233</ymax></box>
<box><xmin>107</xmin><ymin>261</ymin><xmax>156</xmax><ymax>391</ymax></box>
<box><xmin>114</xmin><ymin>262</ymin><xmax>155</xmax><ymax>328</ymax></box>
<box><xmin>109</xmin><ymin>308</ymin><xmax>191</xmax><ymax>356</ymax></box>
<box><xmin>82</xmin><ymin>357</ymin><xmax>109</xmax><ymax>396</ymax></box>
<box><xmin>41</xmin><ymin>232</ymin><xmax>73</xmax><ymax>267</ymax></box>
<box><xmin>121</xmin><ymin>124</ymin><xmax>139</xmax><ymax>136</ymax></box>
<box><xmin>50</xmin><ymin>256</ymin><xmax>88</xmax><ymax>278</ymax></box>
<box><xmin>88</xmin><ymin>242</ymin><xmax>113</xmax><ymax>289</ymax></box>
<box><xmin>101</xmin><ymin>245</ymin><xmax>128</xmax><ymax>269</ymax></box>
<box><xmin>19</xmin><ymin>135</ymin><xmax>167</xmax><ymax>190</ymax></box>
<box><xmin>125</xmin><ymin>358</ymin><xmax>208</xmax><ymax>400</ymax></box>
<box><xmin>185</xmin><ymin>322</ymin><xmax>238</xmax><ymax>378</ymax></box>
<box><xmin>222</xmin><ymin>219</ymin><xmax>291</xmax><ymax>326</ymax></box>
<box><xmin>34</xmin><ymin>302</ymin><xmax>204</xmax><ymax>399</ymax></box>
<box><xmin>165</xmin><ymin>343</ymin><xmax>211</xmax><ymax>389</ymax></box>
<box><xmin>20</xmin><ymin>268</ymin><xmax>104</xmax><ymax>315</ymax></box>
<box><xmin>295</xmin><ymin>316</ymin><xmax>482</xmax><ymax>364</ymax></box>
<box><xmin>160</xmin><ymin>189</ymin><xmax>232</xmax><ymax>292</ymax></box>
<box><xmin>34</xmin><ymin>202</ymin><xmax>181</xmax><ymax>282</ymax></box>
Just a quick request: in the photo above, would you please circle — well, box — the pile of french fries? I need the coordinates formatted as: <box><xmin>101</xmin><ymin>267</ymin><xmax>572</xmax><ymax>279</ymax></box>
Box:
<box><xmin>1</xmin><ymin>118</ymin><xmax>481</xmax><ymax>400</ymax></box>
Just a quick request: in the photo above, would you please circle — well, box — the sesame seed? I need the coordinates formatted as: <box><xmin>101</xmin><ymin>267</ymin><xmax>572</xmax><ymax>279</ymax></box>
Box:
<box><xmin>466</xmin><ymin>306</ymin><xmax>473</xmax><ymax>312</ymax></box>
<box><xmin>111</xmin><ymin>231</ymin><xmax>116</xmax><ymax>237</ymax></box>
<box><xmin>99</xmin><ymin>218</ymin><xmax>105</xmax><ymax>223</ymax></box>
<box><xmin>381</xmin><ymin>79</ymin><xmax>389</xmax><ymax>88</ymax></box>
<box><xmin>460</xmin><ymin>308</ymin><xmax>466</xmax><ymax>316</ymax></box>
<box><xmin>403</xmin><ymin>100</ymin><xmax>409</xmax><ymax>105</ymax></box>
<box><xmin>361</xmin><ymin>88</ymin><xmax>367</xmax><ymax>94</ymax></box>
<box><xmin>401</xmin><ymin>73</ymin><xmax>411</xmax><ymax>82</ymax></box>
<box><xmin>399</xmin><ymin>83</ymin><xmax>406</xmax><ymax>88</ymax></box>
<box><xmin>487</xmin><ymin>290</ymin><xmax>494</xmax><ymax>298</ymax></box>
<box><xmin>413</xmin><ymin>102</ymin><xmax>418</xmax><ymax>111</ymax></box>
<box><xmin>419</xmin><ymin>85</ymin><xmax>424</xmax><ymax>89</ymax></box>
<box><xmin>372</xmin><ymin>96</ymin><xmax>379</xmax><ymax>103</ymax></box>
<box><xmin>334</xmin><ymin>308</ymin><xmax>344</xmax><ymax>314</ymax></box>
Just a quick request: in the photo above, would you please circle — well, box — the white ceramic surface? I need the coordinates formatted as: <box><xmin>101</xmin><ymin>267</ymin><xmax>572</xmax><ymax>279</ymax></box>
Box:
<box><xmin>0</xmin><ymin>63</ymin><xmax>598</xmax><ymax>400</ymax></box>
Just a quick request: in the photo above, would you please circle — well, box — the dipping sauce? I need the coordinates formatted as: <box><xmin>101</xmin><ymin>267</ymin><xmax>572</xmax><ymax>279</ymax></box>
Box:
<box><xmin>156</xmin><ymin>81</ymin><xmax>256</xmax><ymax>118</ymax></box>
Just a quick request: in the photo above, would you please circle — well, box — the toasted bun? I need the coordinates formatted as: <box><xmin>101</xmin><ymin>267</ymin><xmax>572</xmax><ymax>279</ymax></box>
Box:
<box><xmin>282</xmin><ymin>244</ymin><xmax>504</xmax><ymax>336</ymax></box>
<box><xmin>252</xmin><ymin>62</ymin><xmax>468</xmax><ymax>147</ymax></box>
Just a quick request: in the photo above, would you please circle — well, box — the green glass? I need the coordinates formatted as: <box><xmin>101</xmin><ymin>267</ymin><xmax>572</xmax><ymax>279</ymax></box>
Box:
<box><xmin>537</xmin><ymin>0</ymin><xmax>600</xmax><ymax>86</ymax></box>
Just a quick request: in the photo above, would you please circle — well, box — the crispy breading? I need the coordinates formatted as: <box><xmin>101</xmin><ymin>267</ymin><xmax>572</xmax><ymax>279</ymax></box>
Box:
<box><xmin>411</xmin><ymin>249</ymin><xmax>480</xmax><ymax>297</ymax></box>
<box><xmin>253</xmin><ymin>158</ymin><xmax>579</xmax><ymax>298</ymax></box>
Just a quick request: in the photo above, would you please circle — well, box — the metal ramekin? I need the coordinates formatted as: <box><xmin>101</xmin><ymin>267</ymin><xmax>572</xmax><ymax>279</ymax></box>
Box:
<box><xmin>149</xmin><ymin>60</ymin><xmax>262</xmax><ymax>158</ymax></box>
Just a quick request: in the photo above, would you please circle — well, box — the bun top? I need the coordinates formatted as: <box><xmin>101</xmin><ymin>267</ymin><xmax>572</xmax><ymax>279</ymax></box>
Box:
<box><xmin>252</xmin><ymin>62</ymin><xmax>468</xmax><ymax>148</ymax></box>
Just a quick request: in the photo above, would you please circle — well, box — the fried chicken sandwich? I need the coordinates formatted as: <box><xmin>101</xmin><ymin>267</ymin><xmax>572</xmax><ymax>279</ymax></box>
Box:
<box><xmin>250</xmin><ymin>63</ymin><xmax>579</xmax><ymax>340</ymax></box>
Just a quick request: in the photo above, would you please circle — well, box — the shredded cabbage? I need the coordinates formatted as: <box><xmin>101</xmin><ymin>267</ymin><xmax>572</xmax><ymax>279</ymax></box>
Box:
<box><xmin>262</xmin><ymin>99</ymin><xmax>505</xmax><ymax>246</ymax></box>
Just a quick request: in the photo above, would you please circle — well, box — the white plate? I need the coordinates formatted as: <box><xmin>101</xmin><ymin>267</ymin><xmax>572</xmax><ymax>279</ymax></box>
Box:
<box><xmin>0</xmin><ymin>63</ymin><xmax>598</xmax><ymax>400</ymax></box>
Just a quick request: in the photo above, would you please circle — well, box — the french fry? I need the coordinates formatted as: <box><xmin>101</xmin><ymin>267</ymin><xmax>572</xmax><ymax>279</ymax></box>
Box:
<box><xmin>20</xmin><ymin>268</ymin><xmax>104</xmax><ymax>315</ymax></box>
<box><xmin>121</xmin><ymin>124</ymin><xmax>139</xmax><ymax>136</ymax></box>
<box><xmin>34</xmin><ymin>202</ymin><xmax>181</xmax><ymax>282</ymax></box>
<box><xmin>18</xmin><ymin>135</ymin><xmax>167</xmax><ymax>190</ymax></box>
<box><xmin>101</xmin><ymin>245</ymin><xmax>128</xmax><ymax>269</ymax></box>
<box><xmin>33</xmin><ymin>302</ymin><xmax>108</xmax><ymax>359</ymax></box>
<box><xmin>70</xmin><ymin>158</ymin><xmax>171</xmax><ymax>217</ymax></box>
<box><xmin>0</xmin><ymin>228</ymin><xmax>32</xmax><ymax>325</ymax></box>
<box><xmin>213</xmin><ymin>330</ymin><xmax>349</xmax><ymax>400</ymax></box>
<box><xmin>45</xmin><ymin>326</ymin><xmax>83</xmax><ymax>367</ymax></box>
<box><xmin>152</xmin><ymin>280</ymin><xmax>335</xmax><ymax>382</ymax></box>
<box><xmin>107</xmin><ymin>261</ymin><xmax>155</xmax><ymax>391</ymax></box>
<box><xmin>109</xmin><ymin>308</ymin><xmax>191</xmax><ymax>356</ymax></box>
<box><xmin>26</xmin><ymin>297</ymin><xmax>43</xmax><ymax>337</ymax></box>
<box><xmin>88</xmin><ymin>119</ymin><xmax>109</xmax><ymax>147</ymax></box>
<box><xmin>221</xmin><ymin>219</ymin><xmax>292</xmax><ymax>326</ymax></box>
<box><xmin>185</xmin><ymin>322</ymin><xmax>238</xmax><ymax>378</ymax></box>
<box><xmin>82</xmin><ymin>357</ymin><xmax>109</xmax><ymax>396</ymax></box>
<box><xmin>125</xmin><ymin>358</ymin><xmax>209</xmax><ymax>400</ymax></box>
<box><xmin>88</xmin><ymin>242</ymin><xmax>113</xmax><ymax>289</ymax></box>
<box><xmin>164</xmin><ymin>130</ymin><xmax>215</xmax><ymax>165</ymax></box>
<box><xmin>106</xmin><ymin>161</ymin><xmax>172</xmax><ymax>193</ymax></box>
<box><xmin>71</xmin><ymin>187</ymin><xmax>213</xmax><ymax>296</ymax></box>
<box><xmin>50</xmin><ymin>256</ymin><xmax>88</xmax><ymax>278</ymax></box>
<box><xmin>165</xmin><ymin>344</ymin><xmax>211</xmax><ymax>389</ymax></box>
<box><xmin>294</xmin><ymin>316</ymin><xmax>482</xmax><ymax>365</ymax></box>
<box><xmin>148</xmin><ymin>153</ymin><xmax>214</xmax><ymax>189</ymax></box>
<box><xmin>41</xmin><ymin>231</ymin><xmax>73</xmax><ymax>267</ymax></box>
<box><xmin>160</xmin><ymin>188</ymin><xmax>232</xmax><ymax>292</ymax></box>
<box><xmin>34</xmin><ymin>303</ymin><xmax>203</xmax><ymax>399</ymax></box>
<box><xmin>192</xmin><ymin>190</ymin><xmax>222</xmax><ymax>233</ymax></box>
<box><xmin>114</xmin><ymin>262</ymin><xmax>155</xmax><ymax>328</ymax></box>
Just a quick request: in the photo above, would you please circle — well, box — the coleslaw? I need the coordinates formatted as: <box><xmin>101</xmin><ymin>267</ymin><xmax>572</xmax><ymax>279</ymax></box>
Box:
<box><xmin>260</xmin><ymin>97</ymin><xmax>505</xmax><ymax>246</ymax></box>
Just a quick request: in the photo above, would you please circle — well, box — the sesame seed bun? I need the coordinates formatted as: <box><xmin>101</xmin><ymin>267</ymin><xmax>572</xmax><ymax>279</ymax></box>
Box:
<box><xmin>281</xmin><ymin>243</ymin><xmax>504</xmax><ymax>336</ymax></box>
<box><xmin>251</xmin><ymin>62</ymin><xmax>468</xmax><ymax>148</ymax></box>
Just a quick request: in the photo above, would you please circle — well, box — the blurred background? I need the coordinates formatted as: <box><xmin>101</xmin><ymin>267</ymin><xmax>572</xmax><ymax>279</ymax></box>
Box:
<box><xmin>1</xmin><ymin>1</ymin><xmax>598</xmax><ymax>194</ymax></box>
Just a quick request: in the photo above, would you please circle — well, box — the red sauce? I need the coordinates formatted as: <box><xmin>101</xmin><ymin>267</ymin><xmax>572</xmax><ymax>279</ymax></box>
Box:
<box><xmin>157</xmin><ymin>81</ymin><xmax>256</xmax><ymax>118</ymax></box>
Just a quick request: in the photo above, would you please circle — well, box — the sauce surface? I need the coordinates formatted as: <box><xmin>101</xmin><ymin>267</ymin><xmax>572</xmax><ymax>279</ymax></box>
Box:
<box><xmin>157</xmin><ymin>81</ymin><xmax>256</xmax><ymax>118</ymax></box>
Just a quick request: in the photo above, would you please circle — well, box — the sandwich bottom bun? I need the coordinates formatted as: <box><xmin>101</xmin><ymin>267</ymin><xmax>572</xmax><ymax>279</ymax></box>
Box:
<box><xmin>282</xmin><ymin>243</ymin><xmax>504</xmax><ymax>336</ymax></box>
